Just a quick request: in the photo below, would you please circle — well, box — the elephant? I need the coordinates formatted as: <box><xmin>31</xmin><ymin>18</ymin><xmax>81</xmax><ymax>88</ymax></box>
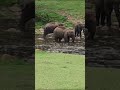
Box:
<box><xmin>85</xmin><ymin>11</ymin><xmax>96</xmax><ymax>40</ymax></box>
<box><xmin>17</xmin><ymin>0</ymin><xmax>34</xmax><ymax>9</ymax></box>
<box><xmin>64</xmin><ymin>30</ymin><xmax>75</xmax><ymax>43</ymax></box>
<box><xmin>95</xmin><ymin>0</ymin><xmax>105</xmax><ymax>26</ymax></box>
<box><xmin>82</xmin><ymin>28</ymin><xmax>88</xmax><ymax>37</ymax></box>
<box><xmin>104</xmin><ymin>0</ymin><xmax>120</xmax><ymax>28</ymax></box>
<box><xmin>53</xmin><ymin>26</ymin><xmax>66</xmax><ymax>42</ymax></box>
<box><xmin>43</xmin><ymin>22</ymin><xmax>63</xmax><ymax>39</ymax></box>
<box><xmin>19</xmin><ymin>1</ymin><xmax>35</xmax><ymax>32</ymax></box>
<box><xmin>75</xmin><ymin>23</ymin><xmax>84</xmax><ymax>38</ymax></box>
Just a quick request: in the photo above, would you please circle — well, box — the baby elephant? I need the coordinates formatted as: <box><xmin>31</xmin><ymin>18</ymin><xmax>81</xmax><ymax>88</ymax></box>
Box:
<box><xmin>75</xmin><ymin>23</ymin><xmax>84</xmax><ymax>38</ymax></box>
<box><xmin>85</xmin><ymin>11</ymin><xmax>96</xmax><ymax>40</ymax></box>
<box><xmin>64</xmin><ymin>30</ymin><xmax>75</xmax><ymax>43</ymax></box>
<box><xmin>53</xmin><ymin>26</ymin><xmax>66</xmax><ymax>42</ymax></box>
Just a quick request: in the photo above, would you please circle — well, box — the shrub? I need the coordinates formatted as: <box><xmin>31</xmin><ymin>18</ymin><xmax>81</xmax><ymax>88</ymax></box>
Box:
<box><xmin>36</xmin><ymin>10</ymin><xmax>67</xmax><ymax>25</ymax></box>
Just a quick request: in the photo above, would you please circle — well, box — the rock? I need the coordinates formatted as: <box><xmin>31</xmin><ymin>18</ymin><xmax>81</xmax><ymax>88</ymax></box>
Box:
<box><xmin>0</xmin><ymin>54</ymin><xmax>17</xmax><ymax>62</ymax></box>
<box><xmin>6</xmin><ymin>28</ymin><xmax>21</xmax><ymax>33</ymax></box>
<box><xmin>37</xmin><ymin>38</ymin><xmax>44</xmax><ymax>41</ymax></box>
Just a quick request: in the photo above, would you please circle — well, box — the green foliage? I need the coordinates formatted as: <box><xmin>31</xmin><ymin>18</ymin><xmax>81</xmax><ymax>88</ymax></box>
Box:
<box><xmin>36</xmin><ymin>10</ymin><xmax>67</xmax><ymax>24</ymax></box>
<box><xmin>64</xmin><ymin>21</ymin><xmax>74</xmax><ymax>28</ymax></box>
<box><xmin>35</xmin><ymin>50</ymin><xmax>85</xmax><ymax>90</ymax></box>
<box><xmin>35</xmin><ymin>0</ymin><xmax>85</xmax><ymax>30</ymax></box>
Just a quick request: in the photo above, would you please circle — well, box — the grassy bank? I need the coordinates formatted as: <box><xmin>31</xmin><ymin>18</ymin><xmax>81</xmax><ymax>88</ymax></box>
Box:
<box><xmin>86</xmin><ymin>67</ymin><xmax>120</xmax><ymax>90</ymax></box>
<box><xmin>35</xmin><ymin>0</ymin><xmax>85</xmax><ymax>30</ymax></box>
<box><xmin>0</xmin><ymin>54</ymin><xmax>34</xmax><ymax>90</ymax></box>
<box><xmin>0</xmin><ymin>64</ymin><xmax>34</xmax><ymax>90</ymax></box>
<box><xmin>35</xmin><ymin>50</ymin><xmax>85</xmax><ymax>90</ymax></box>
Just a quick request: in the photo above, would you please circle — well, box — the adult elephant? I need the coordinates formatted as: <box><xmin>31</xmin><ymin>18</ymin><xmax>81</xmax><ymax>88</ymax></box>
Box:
<box><xmin>53</xmin><ymin>26</ymin><xmax>66</xmax><ymax>42</ymax></box>
<box><xmin>104</xmin><ymin>0</ymin><xmax>120</xmax><ymax>28</ymax></box>
<box><xmin>17</xmin><ymin>0</ymin><xmax>34</xmax><ymax>9</ymax></box>
<box><xmin>19</xmin><ymin>1</ymin><xmax>35</xmax><ymax>32</ymax></box>
<box><xmin>95</xmin><ymin>0</ymin><xmax>105</xmax><ymax>26</ymax></box>
<box><xmin>85</xmin><ymin>10</ymin><xmax>96</xmax><ymax>40</ymax></box>
<box><xmin>43</xmin><ymin>22</ymin><xmax>63</xmax><ymax>39</ymax></box>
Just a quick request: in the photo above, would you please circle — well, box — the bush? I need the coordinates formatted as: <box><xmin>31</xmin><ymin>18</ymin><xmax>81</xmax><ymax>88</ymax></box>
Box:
<box><xmin>36</xmin><ymin>10</ymin><xmax>67</xmax><ymax>25</ymax></box>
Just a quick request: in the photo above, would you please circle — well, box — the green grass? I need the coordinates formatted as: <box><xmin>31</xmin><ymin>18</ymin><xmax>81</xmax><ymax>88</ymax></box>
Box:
<box><xmin>86</xmin><ymin>67</ymin><xmax>120</xmax><ymax>90</ymax></box>
<box><xmin>0</xmin><ymin>55</ymin><xmax>34</xmax><ymax>90</ymax></box>
<box><xmin>35</xmin><ymin>0</ymin><xmax>85</xmax><ymax>30</ymax></box>
<box><xmin>36</xmin><ymin>0</ymin><xmax>85</xmax><ymax>19</ymax></box>
<box><xmin>0</xmin><ymin>58</ymin><xmax>27</xmax><ymax>65</ymax></box>
<box><xmin>0</xmin><ymin>64</ymin><xmax>34</xmax><ymax>90</ymax></box>
<box><xmin>35</xmin><ymin>50</ymin><xmax>85</xmax><ymax>90</ymax></box>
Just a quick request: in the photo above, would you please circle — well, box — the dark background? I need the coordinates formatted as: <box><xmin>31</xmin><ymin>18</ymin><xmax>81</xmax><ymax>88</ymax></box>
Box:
<box><xmin>86</xmin><ymin>0</ymin><xmax>120</xmax><ymax>90</ymax></box>
<box><xmin>0</xmin><ymin>0</ymin><xmax>35</xmax><ymax>90</ymax></box>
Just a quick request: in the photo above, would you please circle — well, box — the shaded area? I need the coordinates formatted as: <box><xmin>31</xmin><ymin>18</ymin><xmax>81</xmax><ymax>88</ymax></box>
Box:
<box><xmin>0</xmin><ymin>64</ymin><xmax>34</xmax><ymax>90</ymax></box>
<box><xmin>86</xmin><ymin>0</ymin><xmax>120</xmax><ymax>68</ymax></box>
<box><xmin>86</xmin><ymin>0</ymin><xmax>120</xmax><ymax>90</ymax></box>
<box><xmin>86</xmin><ymin>67</ymin><xmax>120</xmax><ymax>90</ymax></box>
<box><xmin>0</xmin><ymin>0</ymin><xmax>35</xmax><ymax>89</ymax></box>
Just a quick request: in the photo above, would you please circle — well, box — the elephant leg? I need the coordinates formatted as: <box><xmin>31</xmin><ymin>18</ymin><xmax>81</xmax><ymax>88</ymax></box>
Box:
<box><xmin>96</xmin><ymin>7</ymin><xmax>101</xmax><ymax>26</ymax></box>
<box><xmin>80</xmin><ymin>31</ymin><xmax>82</xmax><ymax>38</ymax></box>
<box><xmin>101</xmin><ymin>8</ymin><xmax>105</xmax><ymax>26</ymax></box>
<box><xmin>68</xmin><ymin>37</ymin><xmax>70</xmax><ymax>42</ymax></box>
<box><xmin>58</xmin><ymin>38</ymin><xmax>62</xmax><ymax>43</ymax></box>
<box><xmin>114</xmin><ymin>3</ymin><xmax>120</xmax><ymax>27</ymax></box>
<box><xmin>72</xmin><ymin>36</ymin><xmax>75</xmax><ymax>43</ymax></box>
<box><xmin>104</xmin><ymin>0</ymin><xmax>113</xmax><ymax>27</ymax></box>
<box><xmin>75</xmin><ymin>30</ymin><xmax>77</xmax><ymax>37</ymax></box>
<box><xmin>77</xmin><ymin>30</ymin><xmax>80</xmax><ymax>37</ymax></box>
<box><xmin>100</xmin><ymin>0</ymin><xmax>105</xmax><ymax>26</ymax></box>
<box><xmin>55</xmin><ymin>37</ymin><xmax>58</xmax><ymax>42</ymax></box>
<box><xmin>76</xmin><ymin>31</ymin><xmax>78</xmax><ymax>37</ymax></box>
<box><xmin>96</xmin><ymin>0</ymin><xmax>105</xmax><ymax>26</ymax></box>
<box><xmin>43</xmin><ymin>30</ymin><xmax>48</xmax><ymax>40</ymax></box>
<box><xmin>65</xmin><ymin>36</ymin><xmax>69</xmax><ymax>43</ymax></box>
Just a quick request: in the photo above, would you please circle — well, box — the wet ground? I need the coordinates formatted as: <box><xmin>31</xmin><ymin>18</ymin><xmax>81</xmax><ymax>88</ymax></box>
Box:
<box><xmin>85</xmin><ymin>1</ymin><xmax>120</xmax><ymax>68</ymax></box>
<box><xmin>86</xmin><ymin>25</ymin><xmax>120</xmax><ymax>68</ymax></box>
<box><xmin>35</xmin><ymin>29</ymin><xmax>85</xmax><ymax>55</ymax></box>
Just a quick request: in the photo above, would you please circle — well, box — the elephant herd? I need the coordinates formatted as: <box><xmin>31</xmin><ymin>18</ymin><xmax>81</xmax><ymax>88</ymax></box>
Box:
<box><xmin>18</xmin><ymin>0</ymin><xmax>120</xmax><ymax>41</ymax></box>
<box><xmin>95</xmin><ymin>0</ymin><xmax>120</xmax><ymax>28</ymax></box>
<box><xmin>43</xmin><ymin>22</ymin><xmax>85</xmax><ymax>43</ymax></box>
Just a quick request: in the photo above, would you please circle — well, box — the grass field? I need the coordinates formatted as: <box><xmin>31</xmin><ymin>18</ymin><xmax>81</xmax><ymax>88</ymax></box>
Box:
<box><xmin>35</xmin><ymin>50</ymin><xmax>85</xmax><ymax>90</ymax></box>
<box><xmin>0</xmin><ymin>64</ymin><xmax>34</xmax><ymax>90</ymax></box>
<box><xmin>86</xmin><ymin>67</ymin><xmax>120</xmax><ymax>90</ymax></box>
<box><xmin>0</xmin><ymin>55</ymin><xmax>34</xmax><ymax>90</ymax></box>
<box><xmin>35</xmin><ymin>0</ymin><xmax>85</xmax><ymax>30</ymax></box>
